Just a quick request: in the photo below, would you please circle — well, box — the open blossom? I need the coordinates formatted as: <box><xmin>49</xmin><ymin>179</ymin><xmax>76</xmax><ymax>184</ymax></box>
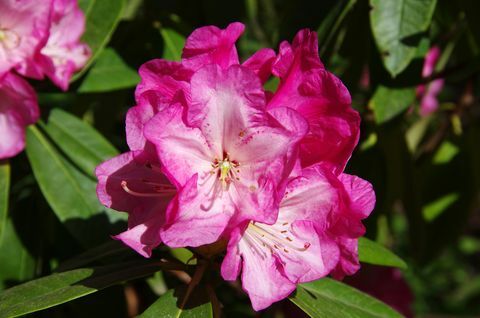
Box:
<box><xmin>417</xmin><ymin>46</ymin><xmax>444</xmax><ymax>116</ymax></box>
<box><xmin>0</xmin><ymin>72</ymin><xmax>39</xmax><ymax>159</ymax></box>
<box><xmin>36</xmin><ymin>0</ymin><xmax>90</xmax><ymax>91</ymax></box>
<box><xmin>221</xmin><ymin>164</ymin><xmax>374</xmax><ymax>310</ymax></box>
<box><xmin>144</xmin><ymin>64</ymin><xmax>307</xmax><ymax>248</ymax></box>
<box><xmin>0</xmin><ymin>0</ymin><xmax>52</xmax><ymax>78</ymax></box>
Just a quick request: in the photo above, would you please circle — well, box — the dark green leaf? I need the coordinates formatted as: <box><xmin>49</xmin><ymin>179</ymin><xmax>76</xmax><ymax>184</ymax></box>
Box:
<box><xmin>72</xmin><ymin>0</ymin><xmax>126</xmax><ymax>80</ymax></box>
<box><xmin>25</xmin><ymin>125</ymin><xmax>125</xmax><ymax>248</ymax></box>
<box><xmin>0</xmin><ymin>161</ymin><xmax>9</xmax><ymax>241</ymax></box>
<box><xmin>369</xmin><ymin>85</ymin><xmax>416</xmax><ymax>124</ymax></box>
<box><xmin>0</xmin><ymin>162</ymin><xmax>36</xmax><ymax>291</ymax></box>
<box><xmin>358</xmin><ymin>237</ymin><xmax>408</xmax><ymax>269</ymax></box>
<box><xmin>44</xmin><ymin>108</ymin><xmax>118</xmax><ymax>177</ymax></box>
<box><xmin>161</xmin><ymin>28</ymin><xmax>185</xmax><ymax>61</ymax></box>
<box><xmin>289</xmin><ymin>278</ymin><xmax>403</xmax><ymax>318</ymax></box>
<box><xmin>78</xmin><ymin>48</ymin><xmax>140</xmax><ymax>93</ymax></box>
<box><xmin>370</xmin><ymin>0</ymin><xmax>437</xmax><ymax>76</ymax></box>
<box><xmin>140</xmin><ymin>286</ymin><xmax>213</xmax><ymax>318</ymax></box>
<box><xmin>0</xmin><ymin>260</ymin><xmax>163</xmax><ymax>318</ymax></box>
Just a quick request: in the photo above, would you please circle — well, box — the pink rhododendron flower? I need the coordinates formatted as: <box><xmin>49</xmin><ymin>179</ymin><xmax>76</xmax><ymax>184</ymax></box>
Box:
<box><xmin>267</xmin><ymin>29</ymin><xmax>360</xmax><ymax>174</ymax></box>
<box><xmin>221</xmin><ymin>164</ymin><xmax>375</xmax><ymax>310</ymax></box>
<box><xmin>144</xmin><ymin>63</ymin><xmax>307</xmax><ymax>248</ymax></box>
<box><xmin>417</xmin><ymin>46</ymin><xmax>444</xmax><ymax>116</ymax></box>
<box><xmin>0</xmin><ymin>0</ymin><xmax>52</xmax><ymax>78</ymax></box>
<box><xmin>0</xmin><ymin>72</ymin><xmax>39</xmax><ymax>159</ymax></box>
<box><xmin>36</xmin><ymin>0</ymin><xmax>90</xmax><ymax>91</ymax></box>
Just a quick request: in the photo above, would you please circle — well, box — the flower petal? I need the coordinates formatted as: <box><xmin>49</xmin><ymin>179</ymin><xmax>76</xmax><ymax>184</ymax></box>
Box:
<box><xmin>242</xmin><ymin>48</ymin><xmax>276</xmax><ymax>83</ymax></box>
<box><xmin>144</xmin><ymin>103</ymin><xmax>213</xmax><ymax>187</ymax></box>
<box><xmin>0</xmin><ymin>72</ymin><xmax>39</xmax><ymax>159</ymax></box>
<box><xmin>182</xmin><ymin>22</ymin><xmax>244</xmax><ymax>70</ymax></box>
<box><xmin>160</xmin><ymin>174</ymin><xmax>234</xmax><ymax>247</ymax></box>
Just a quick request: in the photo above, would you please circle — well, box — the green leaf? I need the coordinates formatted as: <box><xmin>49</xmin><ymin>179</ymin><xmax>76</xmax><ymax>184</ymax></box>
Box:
<box><xmin>43</xmin><ymin>108</ymin><xmax>118</xmax><ymax>177</ymax></box>
<box><xmin>25</xmin><ymin>125</ymin><xmax>125</xmax><ymax>248</ymax></box>
<box><xmin>78</xmin><ymin>48</ymin><xmax>140</xmax><ymax>93</ymax></box>
<box><xmin>422</xmin><ymin>192</ymin><xmax>460</xmax><ymax>222</ymax></box>
<box><xmin>0</xmin><ymin>260</ymin><xmax>163</xmax><ymax>318</ymax></box>
<box><xmin>0</xmin><ymin>162</ymin><xmax>36</xmax><ymax>291</ymax></box>
<box><xmin>161</xmin><ymin>28</ymin><xmax>185</xmax><ymax>61</ymax></box>
<box><xmin>0</xmin><ymin>161</ymin><xmax>9</xmax><ymax>241</ymax></box>
<box><xmin>72</xmin><ymin>0</ymin><xmax>126</xmax><ymax>81</ymax></box>
<box><xmin>289</xmin><ymin>278</ymin><xmax>403</xmax><ymax>318</ymax></box>
<box><xmin>369</xmin><ymin>0</ymin><xmax>437</xmax><ymax>76</ymax></box>
<box><xmin>358</xmin><ymin>237</ymin><xmax>408</xmax><ymax>269</ymax></box>
<box><xmin>369</xmin><ymin>85</ymin><xmax>416</xmax><ymax>124</ymax></box>
<box><xmin>140</xmin><ymin>286</ymin><xmax>213</xmax><ymax>318</ymax></box>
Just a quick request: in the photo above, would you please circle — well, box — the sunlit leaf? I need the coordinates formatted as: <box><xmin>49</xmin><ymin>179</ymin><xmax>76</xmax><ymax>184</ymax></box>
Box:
<box><xmin>370</xmin><ymin>0</ymin><xmax>437</xmax><ymax>76</ymax></box>
<box><xmin>369</xmin><ymin>85</ymin><xmax>416</xmax><ymax>124</ymax></box>
<box><xmin>78</xmin><ymin>48</ymin><xmax>140</xmax><ymax>93</ymax></box>
<box><xmin>44</xmin><ymin>109</ymin><xmax>119</xmax><ymax>177</ymax></box>
<box><xmin>161</xmin><ymin>28</ymin><xmax>185</xmax><ymax>61</ymax></box>
<box><xmin>358</xmin><ymin>237</ymin><xmax>407</xmax><ymax>269</ymax></box>
<box><xmin>289</xmin><ymin>278</ymin><xmax>403</xmax><ymax>318</ymax></box>
<box><xmin>0</xmin><ymin>260</ymin><xmax>163</xmax><ymax>318</ymax></box>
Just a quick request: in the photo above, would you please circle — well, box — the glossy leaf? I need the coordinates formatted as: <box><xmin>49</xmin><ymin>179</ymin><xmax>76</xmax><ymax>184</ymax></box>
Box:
<box><xmin>358</xmin><ymin>237</ymin><xmax>408</xmax><ymax>269</ymax></box>
<box><xmin>44</xmin><ymin>108</ymin><xmax>119</xmax><ymax>177</ymax></box>
<box><xmin>78</xmin><ymin>48</ymin><xmax>140</xmax><ymax>93</ymax></box>
<box><xmin>0</xmin><ymin>260</ymin><xmax>164</xmax><ymax>318</ymax></box>
<box><xmin>370</xmin><ymin>0</ymin><xmax>437</xmax><ymax>76</ymax></box>
<box><xmin>161</xmin><ymin>28</ymin><xmax>185</xmax><ymax>61</ymax></box>
<box><xmin>289</xmin><ymin>278</ymin><xmax>403</xmax><ymax>318</ymax></box>
<box><xmin>73</xmin><ymin>0</ymin><xmax>126</xmax><ymax>80</ymax></box>
<box><xmin>25</xmin><ymin>125</ymin><xmax>125</xmax><ymax>248</ymax></box>
<box><xmin>140</xmin><ymin>286</ymin><xmax>213</xmax><ymax>318</ymax></box>
<box><xmin>369</xmin><ymin>85</ymin><xmax>416</xmax><ymax>124</ymax></box>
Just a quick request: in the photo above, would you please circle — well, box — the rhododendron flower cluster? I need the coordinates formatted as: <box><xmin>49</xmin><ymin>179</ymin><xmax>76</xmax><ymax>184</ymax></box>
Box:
<box><xmin>96</xmin><ymin>22</ymin><xmax>375</xmax><ymax>311</ymax></box>
<box><xmin>0</xmin><ymin>0</ymin><xmax>90</xmax><ymax>159</ymax></box>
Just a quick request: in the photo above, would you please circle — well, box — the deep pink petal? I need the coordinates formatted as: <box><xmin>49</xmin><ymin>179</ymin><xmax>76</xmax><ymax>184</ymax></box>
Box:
<box><xmin>338</xmin><ymin>173</ymin><xmax>375</xmax><ymax>219</ymax></box>
<box><xmin>268</xmin><ymin>29</ymin><xmax>359</xmax><ymax>173</ymax></box>
<box><xmin>182</xmin><ymin>22</ymin><xmax>244</xmax><ymax>70</ymax></box>
<box><xmin>242</xmin><ymin>48</ymin><xmax>276</xmax><ymax>83</ymax></box>
<box><xmin>330</xmin><ymin>237</ymin><xmax>360</xmax><ymax>279</ymax></box>
<box><xmin>0</xmin><ymin>72</ymin><xmax>39</xmax><ymax>159</ymax></box>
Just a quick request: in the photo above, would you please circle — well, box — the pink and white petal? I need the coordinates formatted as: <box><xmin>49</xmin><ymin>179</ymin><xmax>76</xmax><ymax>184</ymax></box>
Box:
<box><xmin>187</xmin><ymin>64</ymin><xmax>266</xmax><ymax>155</ymax></box>
<box><xmin>182</xmin><ymin>22</ymin><xmax>244</xmax><ymax>70</ymax></box>
<box><xmin>242</xmin><ymin>48</ymin><xmax>276</xmax><ymax>83</ymax></box>
<box><xmin>160</xmin><ymin>174</ymin><xmax>235</xmax><ymax>247</ymax></box>
<box><xmin>221</xmin><ymin>225</ymin><xmax>246</xmax><ymax>281</ymax></box>
<box><xmin>144</xmin><ymin>104</ymin><xmax>213</xmax><ymax>187</ymax></box>
<box><xmin>279</xmin><ymin>220</ymin><xmax>338</xmax><ymax>283</ymax></box>
<box><xmin>0</xmin><ymin>110</ymin><xmax>26</xmax><ymax>159</ymax></box>
<box><xmin>237</xmin><ymin>238</ymin><xmax>296</xmax><ymax>311</ymax></box>
<box><xmin>280</xmin><ymin>164</ymin><xmax>340</xmax><ymax>225</ymax></box>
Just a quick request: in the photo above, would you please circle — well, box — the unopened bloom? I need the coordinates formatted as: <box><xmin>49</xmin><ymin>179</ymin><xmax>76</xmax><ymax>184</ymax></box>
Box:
<box><xmin>417</xmin><ymin>46</ymin><xmax>444</xmax><ymax>116</ymax></box>
<box><xmin>221</xmin><ymin>165</ymin><xmax>375</xmax><ymax>310</ymax></box>
<box><xmin>36</xmin><ymin>0</ymin><xmax>90</xmax><ymax>90</ymax></box>
<box><xmin>0</xmin><ymin>0</ymin><xmax>52</xmax><ymax>78</ymax></box>
<box><xmin>0</xmin><ymin>72</ymin><xmax>39</xmax><ymax>159</ymax></box>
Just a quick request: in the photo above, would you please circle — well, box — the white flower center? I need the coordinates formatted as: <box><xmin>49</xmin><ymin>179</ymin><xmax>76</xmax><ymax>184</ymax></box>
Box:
<box><xmin>210</xmin><ymin>153</ymin><xmax>240</xmax><ymax>190</ymax></box>
<box><xmin>0</xmin><ymin>28</ymin><xmax>20</xmax><ymax>50</ymax></box>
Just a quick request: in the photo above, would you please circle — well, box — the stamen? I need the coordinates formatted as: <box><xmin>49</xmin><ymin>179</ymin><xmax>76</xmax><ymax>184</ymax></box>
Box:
<box><xmin>121</xmin><ymin>180</ymin><xmax>175</xmax><ymax>197</ymax></box>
